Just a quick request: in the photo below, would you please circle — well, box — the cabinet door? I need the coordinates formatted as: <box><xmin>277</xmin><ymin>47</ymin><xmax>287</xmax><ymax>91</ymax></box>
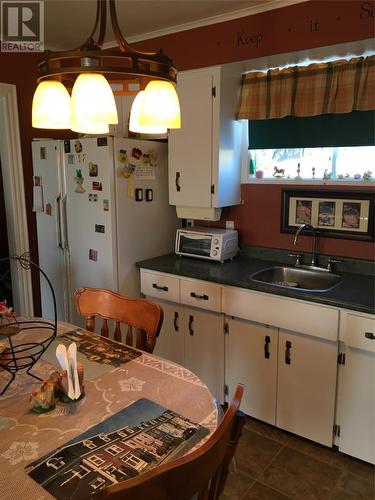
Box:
<box><xmin>225</xmin><ymin>318</ymin><xmax>277</xmax><ymax>424</ymax></box>
<box><xmin>151</xmin><ymin>301</ymin><xmax>184</xmax><ymax>366</ymax></box>
<box><xmin>339</xmin><ymin>347</ymin><xmax>375</xmax><ymax>464</ymax></box>
<box><xmin>183</xmin><ymin>308</ymin><xmax>224</xmax><ymax>402</ymax></box>
<box><xmin>168</xmin><ymin>70</ymin><xmax>215</xmax><ymax>207</ymax></box>
<box><xmin>277</xmin><ymin>330</ymin><xmax>337</xmax><ymax>446</ymax></box>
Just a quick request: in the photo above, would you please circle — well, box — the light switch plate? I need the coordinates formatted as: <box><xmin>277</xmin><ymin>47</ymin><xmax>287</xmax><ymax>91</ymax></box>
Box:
<box><xmin>226</xmin><ymin>220</ymin><xmax>235</xmax><ymax>229</ymax></box>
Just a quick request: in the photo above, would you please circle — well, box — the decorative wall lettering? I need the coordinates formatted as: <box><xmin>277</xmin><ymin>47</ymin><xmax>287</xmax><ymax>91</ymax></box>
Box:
<box><xmin>360</xmin><ymin>1</ymin><xmax>374</xmax><ymax>19</ymax></box>
<box><xmin>237</xmin><ymin>31</ymin><xmax>263</xmax><ymax>48</ymax></box>
<box><xmin>309</xmin><ymin>19</ymin><xmax>319</xmax><ymax>32</ymax></box>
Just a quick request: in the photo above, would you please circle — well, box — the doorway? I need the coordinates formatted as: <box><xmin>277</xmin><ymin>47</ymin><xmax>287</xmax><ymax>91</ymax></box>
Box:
<box><xmin>0</xmin><ymin>83</ymin><xmax>33</xmax><ymax>315</ymax></box>
<box><xmin>0</xmin><ymin>159</ymin><xmax>13</xmax><ymax>307</ymax></box>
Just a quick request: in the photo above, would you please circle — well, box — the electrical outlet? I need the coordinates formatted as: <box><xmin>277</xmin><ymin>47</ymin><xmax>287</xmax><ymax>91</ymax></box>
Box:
<box><xmin>226</xmin><ymin>220</ymin><xmax>235</xmax><ymax>229</ymax></box>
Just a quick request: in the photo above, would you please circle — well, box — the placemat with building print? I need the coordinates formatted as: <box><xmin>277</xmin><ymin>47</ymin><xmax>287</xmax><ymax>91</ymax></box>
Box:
<box><xmin>25</xmin><ymin>397</ymin><xmax>209</xmax><ymax>499</ymax></box>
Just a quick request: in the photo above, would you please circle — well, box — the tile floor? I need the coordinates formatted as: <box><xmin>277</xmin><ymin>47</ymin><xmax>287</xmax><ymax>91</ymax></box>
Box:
<box><xmin>221</xmin><ymin>417</ymin><xmax>375</xmax><ymax>500</ymax></box>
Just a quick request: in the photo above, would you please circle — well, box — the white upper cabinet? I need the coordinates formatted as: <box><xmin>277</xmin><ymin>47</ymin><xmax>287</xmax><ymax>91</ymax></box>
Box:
<box><xmin>168</xmin><ymin>65</ymin><xmax>243</xmax><ymax>217</ymax></box>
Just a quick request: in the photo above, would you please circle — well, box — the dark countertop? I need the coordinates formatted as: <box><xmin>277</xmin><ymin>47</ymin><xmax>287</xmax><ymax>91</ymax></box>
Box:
<box><xmin>137</xmin><ymin>253</ymin><xmax>375</xmax><ymax>315</ymax></box>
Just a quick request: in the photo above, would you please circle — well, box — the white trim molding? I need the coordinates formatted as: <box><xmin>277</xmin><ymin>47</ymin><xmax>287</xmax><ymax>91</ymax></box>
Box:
<box><xmin>0</xmin><ymin>83</ymin><xmax>33</xmax><ymax>316</ymax></box>
<box><xmin>103</xmin><ymin>0</ymin><xmax>309</xmax><ymax>48</ymax></box>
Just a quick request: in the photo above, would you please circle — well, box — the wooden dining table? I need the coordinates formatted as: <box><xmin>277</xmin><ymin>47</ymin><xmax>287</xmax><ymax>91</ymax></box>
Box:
<box><xmin>0</xmin><ymin>318</ymin><xmax>218</xmax><ymax>500</ymax></box>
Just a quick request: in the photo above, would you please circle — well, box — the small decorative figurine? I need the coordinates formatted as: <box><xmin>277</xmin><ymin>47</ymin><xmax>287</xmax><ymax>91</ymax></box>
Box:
<box><xmin>363</xmin><ymin>170</ymin><xmax>373</xmax><ymax>181</ymax></box>
<box><xmin>337</xmin><ymin>174</ymin><xmax>344</xmax><ymax>179</ymax></box>
<box><xmin>273</xmin><ymin>166</ymin><xmax>285</xmax><ymax>178</ymax></box>
<box><xmin>30</xmin><ymin>380</ymin><xmax>56</xmax><ymax>413</ymax></box>
<box><xmin>295</xmin><ymin>162</ymin><xmax>301</xmax><ymax>180</ymax></box>
<box><xmin>323</xmin><ymin>169</ymin><xmax>332</xmax><ymax>180</ymax></box>
<box><xmin>354</xmin><ymin>173</ymin><xmax>361</xmax><ymax>180</ymax></box>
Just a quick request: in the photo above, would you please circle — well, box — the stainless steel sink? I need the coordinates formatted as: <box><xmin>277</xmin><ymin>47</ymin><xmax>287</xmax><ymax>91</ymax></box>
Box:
<box><xmin>250</xmin><ymin>266</ymin><xmax>342</xmax><ymax>292</ymax></box>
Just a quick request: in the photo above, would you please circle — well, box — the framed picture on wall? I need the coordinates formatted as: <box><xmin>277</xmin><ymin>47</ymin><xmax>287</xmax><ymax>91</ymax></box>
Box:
<box><xmin>281</xmin><ymin>190</ymin><xmax>375</xmax><ymax>241</ymax></box>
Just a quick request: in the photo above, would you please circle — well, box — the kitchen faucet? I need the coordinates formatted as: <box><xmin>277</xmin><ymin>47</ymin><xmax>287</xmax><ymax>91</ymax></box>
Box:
<box><xmin>293</xmin><ymin>224</ymin><xmax>317</xmax><ymax>267</ymax></box>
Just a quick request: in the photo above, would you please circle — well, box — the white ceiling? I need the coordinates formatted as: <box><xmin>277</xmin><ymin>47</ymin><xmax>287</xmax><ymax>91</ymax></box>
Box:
<box><xmin>44</xmin><ymin>0</ymin><xmax>304</xmax><ymax>50</ymax></box>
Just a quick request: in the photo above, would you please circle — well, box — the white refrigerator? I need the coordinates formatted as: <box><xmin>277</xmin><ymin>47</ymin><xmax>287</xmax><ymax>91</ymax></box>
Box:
<box><xmin>32</xmin><ymin>136</ymin><xmax>179</xmax><ymax>326</ymax></box>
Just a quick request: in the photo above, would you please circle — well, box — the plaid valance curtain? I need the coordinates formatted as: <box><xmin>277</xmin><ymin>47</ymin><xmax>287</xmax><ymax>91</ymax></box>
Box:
<box><xmin>237</xmin><ymin>55</ymin><xmax>375</xmax><ymax>120</ymax></box>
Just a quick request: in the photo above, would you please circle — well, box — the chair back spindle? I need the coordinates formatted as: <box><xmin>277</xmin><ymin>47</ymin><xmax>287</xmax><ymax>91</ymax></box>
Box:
<box><xmin>74</xmin><ymin>287</ymin><xmax>163</xmax><ymax>354</ymax></box>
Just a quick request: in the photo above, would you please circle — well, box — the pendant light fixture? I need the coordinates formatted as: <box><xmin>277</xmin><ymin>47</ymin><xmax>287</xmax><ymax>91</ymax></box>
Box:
<box><xmin>32</xmin><ymin>0</ymin><xmax>180</xmax><ymax>134</ymax></box>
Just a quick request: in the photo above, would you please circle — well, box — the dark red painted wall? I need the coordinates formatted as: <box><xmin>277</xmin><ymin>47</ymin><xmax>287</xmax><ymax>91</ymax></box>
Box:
<box><xmin>0</xmin><ymin>0</ymin><xmax>373</xmax><ymax>313</ymax></box>
<box><xmin>217</xmin><ymin>185</ymin><xmax>375</xmax><ymax>260</ymax></box>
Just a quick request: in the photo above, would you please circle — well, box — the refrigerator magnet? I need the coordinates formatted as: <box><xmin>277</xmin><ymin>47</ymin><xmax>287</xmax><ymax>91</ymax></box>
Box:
<box><xmin>88</xmin><ymin>193</ymin><xmax>98</xmax><ymax>202</ymax></box>
<box><xmin>45</xmin><ymin>203</ymin><xmax>52</xmax><ymax>216</ymax></box>
<box><xmin>97</xmin><ymin>137</ymin><xmax>108</xmax><ymax>147</ymax></box>
<box><xmin>95</xmin><ymin>224</ymin><xmax>105</xmax><ymax>234</ymax></box>
<box><xmin>103</xmin><ymin>199</ymin><xmax>109</xmax><ymax>211</ymax></box>
<box><xmin>64</xmin><ymin>140</ymin><xmax>71</xmax><ymax>153</ymax></box>
<box><xmin>89</xmin><ymin>163</ymin><xmax>98</xmax><ymax>177</ymax></box>
<box><xmin>92</xmin><ymin>181</ymin><xmax>102</xmax><ymax>191</ymax></box>
<box><xmin>118</xmin><ymin>149</ymin><xmax>128</xmax><ymax>164</ymax></box>
<box><xmin>89</xmin><ymin>249</ymin><xmax>98</xmax><ymax>262</ymax></box>
<box><xmin>74</xmin><ymin>140</ymin><xmax>83</xmax><ymax>153</ymax></box>
<box><xmin>74</xmin><ymin>170</ymin><xmax>85</xmax><ymax>193</ymax></box>
<box><xmin>77</xmin><ymin>153</ymin><xmax>87</xmax><ymax>163</ymax></box>
<box><xmin>67</xmin><ymin>154</ymin><xmax>75</xmax><ymax>165</ymax></box>
<box><xmin>135</xmin><ymin>188</ymin><xmax>143</xmax><ymax>201</ymax></box>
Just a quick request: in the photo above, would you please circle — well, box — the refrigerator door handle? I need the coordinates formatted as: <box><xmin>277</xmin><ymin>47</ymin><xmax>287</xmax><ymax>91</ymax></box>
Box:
<box><xmin>56</xmin><ymin>194</ymin><xmax>63</xmax><ymax>249</ymax></box>
<box><xmin>61</xmin><ymin>195</ymin><xmax>70</xmax><ymax>252</ymax></box>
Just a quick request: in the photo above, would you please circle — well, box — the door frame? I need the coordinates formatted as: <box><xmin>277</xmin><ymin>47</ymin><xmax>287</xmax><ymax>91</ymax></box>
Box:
<box><xmin>0</xmin><ymin>83</ymin><xmax>33</xmax><ymax>315</ymax></box>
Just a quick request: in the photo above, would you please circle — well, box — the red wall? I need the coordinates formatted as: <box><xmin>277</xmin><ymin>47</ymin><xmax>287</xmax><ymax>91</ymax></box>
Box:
<box><xmin>0</xmin><ymin>0</ymin><xmax>373</xmax><ymax>312</ymax></box>
<box><xmin>218</xmin><ymin>185</ymin><xmax>375</xmax><ymax>260</ymax></box>
<box><xmin>133</xmin><ymin>0</ymin><xmax>375</xmax><ymax>261</ymax></box>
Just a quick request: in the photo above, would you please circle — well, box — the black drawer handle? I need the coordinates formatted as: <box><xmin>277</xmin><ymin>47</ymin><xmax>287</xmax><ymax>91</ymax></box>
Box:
<box><xmin>152</xmin><ymin>283</ymin><xmax>168</xmax><ymax>292</ymax></box>
<box><xmin>175</xmin><ymin>172</ymin><xmax>181</xmax><ymax>192</ymax></box>
<box><xmin>188</xmin><ymin>315</ymin><xmax>194</xmax><ymax>336</ymax></box>
<box><xmin>190</xmin><ymin>292</ymin><xmax>208</xmax><ymax>300</ymax></box>
<box><xmin>285</xmin><ymin>340</ymin><xmax>292</xmax><ymax>365</ymax></box>
<box><xmin>174</xmin><ymin>312</ymin><xmax>179</xmax><ymax>332</ymax></box>
<box><xmin>264</xmin><ymin>335</ymin><xmax>271</xmax><ymax>359</ymax></box>
<box><xmin>365</xmin><ymin>332</ymin><xmax>375</xmax><ymax>340</ymax></box>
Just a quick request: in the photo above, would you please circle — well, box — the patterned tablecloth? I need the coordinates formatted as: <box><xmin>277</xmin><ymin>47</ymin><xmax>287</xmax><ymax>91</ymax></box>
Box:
<box><xmin>0</xmin><ymin>319</ymin><xmax>218</xmax><ymax>500</ymax></box>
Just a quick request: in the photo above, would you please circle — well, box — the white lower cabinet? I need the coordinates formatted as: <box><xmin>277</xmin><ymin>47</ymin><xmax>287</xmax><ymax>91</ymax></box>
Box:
<box><xmin>151</xmin><ymin>299</ymin><xmax>224</xmax><ymax>402</ymax></box>
<box><xmin>276</xmin><ymin>329</ymin><xmax>338</xmax><ymax>447</ymax></box>
<box><xmin>225</xmin><ymin>318</ymin><xmax>337</xmax><ymax>446</ymax></box>
<box><xmin>336</xmin><ymin>311</ymin><xmax>375</xmax><ymax>464</ymax></box>
<box><xmin>225</xmin><ymin>317</ymin><xmax>277</xmax><ymax>425</ymax></box>
<box><xmin>153</xmin><ymin>300</ymin><xmax>185</xmax><ymax>366</ymax></box>
<box><xmin>142</xmin><ymin>269</ymin><xmax>375</xmax><ymax>458</ymax></box>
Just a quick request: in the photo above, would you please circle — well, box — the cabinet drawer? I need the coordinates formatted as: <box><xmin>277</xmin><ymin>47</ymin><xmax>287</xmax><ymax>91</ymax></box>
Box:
<box><xmin>343</xmin><ymin>313</ymin><xmax>375</xmax><ymax>353</ymax></box>
<box><xmin>140</xmin><ymin>270</ymin><xmax>180</xmax><ymax>303</ymax></box>
<box><xmin>222</xmin><ymin>286</ymin><xmax>339</xmax><ymax>341</ymax></box>
<box><xmin>180</xmin><ymin>278</ymin><xmax>221</xmax><ymax>312</ymax></box>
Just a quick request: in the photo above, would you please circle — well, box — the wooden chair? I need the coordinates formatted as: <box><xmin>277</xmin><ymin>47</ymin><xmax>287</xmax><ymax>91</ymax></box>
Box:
<box><xmin>74</xmin><ymin>287</ymin><xmax>163</xmax><ymax>353</ymax></box>
<box><xmin>100</xmin><ymin>384</ymin><xmax>246</xmax><ymax>500</ymax></box>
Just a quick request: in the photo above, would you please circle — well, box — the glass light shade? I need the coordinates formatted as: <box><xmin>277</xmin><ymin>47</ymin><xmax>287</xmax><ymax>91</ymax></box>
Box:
<box><xmin>32</xmin><ymin>81</ymin><xmax>71</xmax><ymax>129</ymax></box>
<box><xmin>138</xmin><ymin>81</ymin><xmax>181</xmax><ymax>129</ymax></box>
<box><xmin>129</xmin><ymin>91</ymin><xmax>168</xmax><ymax>134</ymax></box>
<box><xmin>70</xmin><ymin>118</ymin><xmax>109</xmax><ymax>134</ymax></box>
<box><xmin>70</xmin><ymin>73</ymin><xmax>118</xmax><ymax>125</ymax></box>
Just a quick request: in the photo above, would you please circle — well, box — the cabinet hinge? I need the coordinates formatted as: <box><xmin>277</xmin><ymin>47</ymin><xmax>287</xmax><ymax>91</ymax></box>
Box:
<box><xmin>224</xmin><ymin>384</ymin><xmax>229</xmax><ymax>396</ymax></box>
<box><xmin>337</xmin><ymin>352</ymin><xmax>346</xmax><ymax>365</ymax></box>
<box><xmin>212</xmin><ymin>86</ymin><xmax>216</xmax><ymax>97</ymax></box>
<box><xmin>333</xmin><ymin>424</ymin><xmax>341</xmax><ymax>437</ymax></box>
<box><xmin>224</xmin><ymin>322</ymin><xmax>229</xmax><ymax>334</ymax></box>
<box><xmin>211</xmin><ymin>184</ymin><xmax>215</xmax><ymax>195</ymax></box>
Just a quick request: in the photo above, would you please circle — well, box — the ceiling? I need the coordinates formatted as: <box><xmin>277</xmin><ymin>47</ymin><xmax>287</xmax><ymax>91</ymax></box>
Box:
<box><xmin>44</xmin><ymin>0</ymin><xmax>296</xmax><ymax>50</ymax></box>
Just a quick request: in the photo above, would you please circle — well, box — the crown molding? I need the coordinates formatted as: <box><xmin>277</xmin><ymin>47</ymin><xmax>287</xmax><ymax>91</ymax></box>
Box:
<box><xmin>102</xmin><ymin>0</ymin><xmax>309</xmax><ymax>49</ymax></box>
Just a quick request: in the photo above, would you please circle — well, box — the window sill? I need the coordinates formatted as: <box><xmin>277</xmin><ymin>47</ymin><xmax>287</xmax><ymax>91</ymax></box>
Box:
<box><xmin>243</xmin><ymin>178</ymin><xmax>375</xmax><ymax>186</ymax></box>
